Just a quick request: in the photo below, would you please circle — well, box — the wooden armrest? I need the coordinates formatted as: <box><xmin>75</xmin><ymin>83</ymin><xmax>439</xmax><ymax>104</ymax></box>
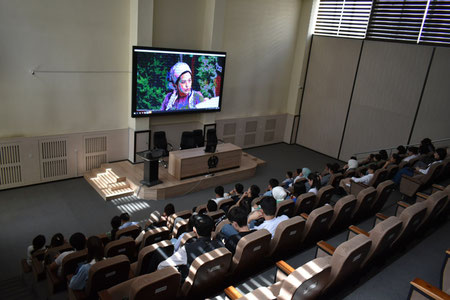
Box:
<box><xmin>300</xmin><ymin>213</ymin><xmax>309</xmax><ymax>220</ymax></box>
<box><xmin>317</xmin><ymin>241</ymin><xmax>335</xmax><ymax>255</ymax></box>
<box><xmin>353</xmin><ymin>181</ymin><xmax>368</xmax><ymax>188</ymax></box>
<box><xmin>276</xmin><ymin>260</ymin><xmax>295</xmax><ymax>275</ymax></box>
<box><xmin>348</xmin><ymin>225</ymin><xmax>370</xmax><ymax>237</ymax></box>
<box><xmin>224</xmin><ymin>286</ymin><xmax>243</xmax><ymax>300</ymax></box>
<box><xmin>98</xmin><ymin>290</ymin><xmax>113</xmax><ymax>300</ymax></box>
<box><xmin>416</xmin><ymin>192</ymin><xmax>429</xmax><ymax>200</ymax></box>
<box><xmin>432</xmin><ymin>184</ymin><xmax>444</xmax><ymax>191</ymax></box>
<box><xmin>375</xmin><ymin>213</ymin><xmax>388</xmax><ymax>220</ymax></box>
<box><xmin>446</xmin><ymin>249</ymin><xmax>450</xmax><ymax>256</ymax></box>
<box><xmin>410</xmin><ymin>278</ymin><xmax>450</xmax><ymax>300</ymax></box>
<box><xmin>397</xmin><ymin>201</ymin><xmax>410</xmax><ymax>209</ymax></box>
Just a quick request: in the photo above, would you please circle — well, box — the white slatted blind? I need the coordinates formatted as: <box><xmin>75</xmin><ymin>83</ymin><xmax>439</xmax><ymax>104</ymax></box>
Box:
<box><xmin>314</xmin><ymin>0</ymin><xmax>373</xmax><ymax>38</ymax></box>
<box><xmin>421</xmin><ymin>0</ymin><xmax>450</xmax><ymax>44</ymax></box>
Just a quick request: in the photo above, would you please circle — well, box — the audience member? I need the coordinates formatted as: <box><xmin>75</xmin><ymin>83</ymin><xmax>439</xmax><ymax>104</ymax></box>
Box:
<box><xmin>402</xmin><ymin>146</ymin><xmax>419</xmax><ymax>163</ymax></box>
<box><xmin>263</xmin><ymin>178</ymin><xmax>279</xmax><ymax>196</ymax></box>
<box><xmin>282</xmin><ymin>171</ymin><xmax>294</xmax><ymax>188</ymax></box>
<box><xmin>222</xmin><ymin>207</ymin><xmax>256</xmax><ymax>254</ymax></box>
<box><xmin>320</xmin><ymin>163</ymin><xmax>339</xmax><ymax>186</ymax></box>
<box><xmin>50</xmin><ymin>232</ymin><xmax>86</xmax><ymax>277</ymax></box>
<box><xmin>44</xmin><ymin>233</ymin><xmax>66</xmax><ymax>264</ymax></box>
<box><xmin>69</xmin><ymin>236</ymin><xmax>104</xmax><ymax>291</ymax></box>
<box><xmin>49</xmin><ymin>233</ymin><xmax>65</xmax><ymax>248</ymax></box>
<box><xmin>421</xmin><ymin>138</ymin><xmax>435</xmax><ymax>154</ymax></box>
<box><xmin>397</xmin><ymin>145</ymin><xmax>407</xmax><ymax>156</ymax></box>
<box><xmin>307</xmin><ymin>173</ymin><xmax>321</xmax><ymax>195</ymax></box>
<box><xmin>339</xmin><ymin>164</ymin><xmax>376</xmax><ymax>194</ymax></box>
<box><xmin>211</xmin><ymin>186</ymin><xmax>229</xmax><ymax>204</ymax></box>
<box><xmin>343</xmin><ymin>156</ymin><xmax>359</xmax><ymax>171</ymax></box>
<box><xmin>161</xmin><ymin>203</ymin><xmax>175</xmax><ymax>224</ymax></box>
<box><xmin>229</xmin><ymin>183</ymin><xmax>244</xmax><ymax>203</ymax></box>
<box><xmin>416</xmin><ymin>148</ymin><xmax>446</xmax><ymax>175</ymax></box>
<box><xmin>27</xmin><ymin>234</ymin><xmax>46</xmax><ymax>266</ymax></box>
<box><xmin>238</xmin><ymin>184</ymin><xmax>260</xmax><ymax>214</ymax></box>
<box><xmin>291</xmin><ymin>182</ymin><xmax>307</xmax><ymax>203</ymax></box>
<box><xmin>247</xmin><ymin>196</ymin><xmax>288</xmax><ymax>238</ymax></box>
<box><xmin>272</xmin><ymin>186</ymin><xmax>287</xmax><ymax>203</ymax></box>
<box><xmin>172</xmin><ymin>215</ymin><xmax>196</xmax><ymax>251</ymax></box>
<box><xmin>108</xmin><ymin>215</ymin><xmax>121</xmax><ymax>241</ymax></box>
<box><xmin>382</xmin><ymin>153</ymin><xmax>401</xmax><ymax>169</ymax></box>
<box><xmin>379</xmin><ymin>150</ymin><xmax>388</xmax><ymax>161</ymax></box>
<box><xmin>118</xmin><ymin>212</ymin><xmax>138</xmax><ymax>230</ymax></box>
<box><xmin>206</xmin><ymin>199</ymin><xmax>218</xmax><ymax>212</ymax></box>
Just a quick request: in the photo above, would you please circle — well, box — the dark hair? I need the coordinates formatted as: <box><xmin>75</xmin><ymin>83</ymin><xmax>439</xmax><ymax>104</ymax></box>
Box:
<box><xmin>350</xmin><ymin>156</ymin><xmax>357</xmax><ymax>160</ymax></box>
<box><xmin>164</xmin><ymin>203</ymin><xmax>175</xmax><ymax>216</ymax></box>
<box><xmin>250</xmin><ymin>185</ymin><xmax>260</xmax><ymax>198</ymax></box>
<box><xmin>296</xmin><ymin>168</ymin><xmax>302</xmax><ymax>174</ymax></box>
<box><xmin>286</xmin><ymin>171</ymin><xmax>293</xmax><ymax>178</ymax></box>
<box><xmin>326</xmin><ymin>163</ymin><xmax>334</xmax><ymax>170</ymax></box>
<box><xmin>235</xmin><ymin>183</ymin><xmax>244</xmax><ymax>194</ymax></box>
<box><xmin>397</xmin><ymin>145</ymin><xmax>407</xmax><ymax>155</ymax></box>
<box><xmin>408</xmin><ymin>146</ymin><xmax>419</xmax><ymax>155</ymax></box>
<box><xmin>392</xmin><ymin>153</ymin><xmax>402</xmax><ymax>165</ymax></box>
<box><xmin>419</xmin><ymin>145</ymin><xmax>429</xmax><ymax>155</ymax></box>
<box><xmin>259</xmin><ymin>196</ymin><xmax>277</xmax><ymax>216</ymax></box>
<box><xmin>269</xmin><ymin>178</ymin><xmax>279</xmax><ymax>188</ymax></box>
<box><xmin>307</xmin><ymin>173</ymin><xmax>321</xmax><ymax>189</ymax></box>
<box><xmin>32</xmin><ymin>235</ymin><xmax>46</xmax><ymax>253</ymax></box>
<box><xmin>207</xmin><ymin>199</ymin><xmax>218</xmax><ymax>212</ymax></box>
<box><xmin>331</xmin><ymin>163</ymin><xmax>340</xmax><ymax>173</ymax></box>
<box><xmin>215</xmin><ymin>186</ymin><xmax>224</xmax><ymax>197</ymax></box>
<box><xmin>374</xmin><ymin>154</ymin><xmax>382</xmax><ymax>161</ymax></box>
<box><xmin>86</xmin><ymin>236</ymin><xmax>104</xmax><ymax>262</ymax></box>
<box><xmin>436</xmin><ymin>148</ymin><xmax>447</xmax><ymax>161</ymax></box>
<box><xmin>368</xmin><ymin>164</ymin><xmax>377</xmax><ymax>172</ymax></box>
<box><xmin>69</xmin><ymin>232</ymin><xmax>86</xmax><ymax>251</ymax></box>
<box><xmin>110</xmin><ymin>216</ymin><xmax>121</xmax><ymax>241</ymax></box>
<box><xmin>379</xmin><ymin>150</ymin><xmax>388</xmax><ymax>161</ymax></box>
<box><xmin>369</xmin><ymin>154</ymin><xmax>375</xmax><ymax>160</ymax></box>
<box><xmin>227</xmin><ymin>206</ymin><xmax>248</xmax><ymax>227</ymax></box>
<box><xmin>50</xmin><ymin>233</ymin><xmax>64</xmax><ymax>248</ymax></box>
<box><xmin>193</xmin><ymin>215</ymin><xmax>215</xmax><ymax>238</ymax></box>
<box><xmin>292</xmin><ymin>182</ymin><xmax>306</xmax><ymax>197</ymax></box>
<box><xmin>120</xmin><ymin>213</ymin><xmax>130</xmax><ymax>222</ymax></box>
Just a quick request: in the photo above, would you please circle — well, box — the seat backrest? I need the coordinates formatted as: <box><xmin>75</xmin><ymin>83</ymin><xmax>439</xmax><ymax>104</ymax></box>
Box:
<box><xmin>218</xmin><ymin>198</ymin><xmax>235</xmax><ymax>211</ymax></box>
<box><xmin>327</xmin><ymin>234</ymin><xmax>372</xmax><ymax>291</ymax></box>
<box><xmin>206</xmin><ymin>210</ymin><xmax>225</xmax><ymax>223</ymax></box>
<box><xmin>61</xmin><ymin>249</ymin><xmax>88</xmax><ymax>277</ymax></box>
<box><xmin>116</xmin><ymin>225</ymin><xmax>141</xmax><ymax>240</ymax></box>
<box><xmin>352</xmin><ymin>186</ymin><xmax>377</xmax><ymax>220</ymax></box>
<box><xmin>180</xmin><ymin>131</ymin><xmax>196</xmax><ymax>150</ymax></box>
<box><xmin>141</xmin><ymin>226</ymin><xmax>171</xmax><ymax>250</ymax></box>
<box><xmin>213</xmin><ymin>219</ymin><xmax>231</xmax><ymax>239</ymax></box>
<box><xmin>192</xmin><ymin>129</ymin><xmax>204</xmax><ymax>147</ymax></box>
<box><xmin>294</xmin><ymin>192</ymin><xmax>316</xmax><ymax>215</ymax></box>
<box><xmin>181</xmin><ymin>248</ymin><xmax>232</xmax><ymax>297</ymax></box>
<box><xmin>135</xmin><ymin>240</ymin><xmax>174</xmax><ymax>276</ymax></box>
<box><xmin>268</xmin><ymin>216</ymin><xmax>305</xmax><ymax>256</ymax></box>
<box><xmin>370</xmin><ymin>168</ymin><xmax>388</xmax><ymax>187</ymax></box>
<box><xmin>315</xmin><ymin>185</ymin><xmax>335</xmax><ymax>208</ymax></box>
<box><xmin>443</xmin><ymin>249</ymin><xmax>450</xmax><ymax>293</ymax></box>
<box><xmin>179</xmin><ymin>231</ymin><xmax>197</xmax><ymax>248</ymax></box>
<box><xmin>153</xmin><ymin>131</ymin><xmax>168</xmax><ymax>152</ymax></box>
<box><xmin>393</xmin><ymin>202</ymin><xmax>427</xmax><ymax>248</ymax></box>
<box><xmin>420</xmin><ymin>162</ymin><xmax>444</xmax><ymax>185</ymax></box>
<box><xmin>231</xmin><ymin>229</ymin><xmax>271</xmax><ymax>273</ymax></box>
<box><xmin>386</xmin><ymin>164</ymin><xmax>399</xmax><ymax>179</ymax></box>
<box><xmin>420</xmin><ymin>191</ymin><xmax>448</xmax><ymax>228</ymax></box>
<box><xmin>104</xmin><ymin>237</ymin><xmax>136</xmax><ymax>260</ymax></box>
<box><xmin>364</xmin><ymin>216</ymin><xmax>403</xmax><ymax>266</ymax></box>
<box><xmin>280</xmin><ymin>257</ymin><xmax>332</xmax><ymax>300</ymax></box>
<box><xmin>129</xmin><ymin>267</ymin><xmax>181</xmax><ymax>300</ymax></box>
<box><xmin>276</xmin><ymin>199</ymin><xmax>295</xmax><ymax>218</ymax></box>
<box><xmin>86</xmin><ymin>255</ymin><xmax>130</xmax><ymax>298</ymax></box>
<box><xmin>328</xmin><ymin>195</ymin><xmax>357</xmax><ymax>231</ymax></box>
<box><xmin>344</xmin><ymin>169</ymin><xmax>356</xmax><ymax>178</ymax></box>
<box><xmin>329</xmin><ymin>173</ymin><xmax>344</xmax><ymax>187</ymax></box>
<box><xmin>173</xmin><ymin>219</ymin><xmax>189</xmax><ymax>239</ymax></box>
<box><xmin>195</xmin><ymin>204</ymin><xmax>207</xmax><ymax>214</ymax></box>
<box><xmin>167</xmin><ymin>210</ymin><xmax>192</xmax><ymax>230</ymax></box>
<box><xmin>371</xmin><ymin>180</ymin><xmax>395</xmax><ymax>213</ymax></box>
<box><xmin>301</xmin><ymin>205</ymin><xmax>334</xmax><ymax>244</ymax></box>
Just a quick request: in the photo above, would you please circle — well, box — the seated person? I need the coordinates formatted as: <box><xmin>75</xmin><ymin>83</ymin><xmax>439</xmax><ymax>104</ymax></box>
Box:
<box><xmin>397</xmin><ymin>145</ymin><xmax>407</xmax><ymax>157</ymax></box>
<box><xmin>118</xmin><ymin>212</ymin><xmax>139</xmax><ymax>230</ymax></box>
<box><xmin>238</xmin><ymin>184</ymin><xmax>260</xmax><ymax>214</ymax></box>
<box><xmin>306</xmin><ymin>173</ymin><xmax>321</xmax><ymax>195</ymax></box>
<box><xmin>206</xmin><ymin>199</ymin><xmax>218</xmax><ymax>212</ymax></box>
<box><xmin>290</xmin><ymin>182</ymin><xmax>307</xmax><ymax>203</ymax></box>
<box><xmin>211</xmin><ymin>186</ymin><xmax>230</xmax><ymax>204</ymax></box>
<box><xmin>172</xmin><ymin>215</ymin><xmax>197</xmax><ymax>251</ymax></box>
<box><xmin>222</xmin><ymin>207</ymin><xmax>256</xmax><ymax>254</ymax></box>
<box><xmin>157</xmin><ymin>215</ymin><xmax>224</xmax><ymax>280</ymax></box>
<box><xmin>69</xmin><ymin>236</ymin><xmax>104</xmax><ymax>291</ymax></box>
<box><xmin>229</xmin><ymin>183</ymin><xmax>244</xmax><ymax>203</ymax></box>
<box><xmin>382</xmin><ymin>153</ymin><xmax>402</xmax><ymax>169</ymax></box>
<box><xmin>402</xmin><ymin>146</ymin><xmax>419</xmax><ymax>163</ymax></box>
<box><xmin>27</xmin><ymin>234</ymin><xmax>46</xmax><ymax>266</ymax></box>
<box><xmin>339</xmin><ymin>164</ymin><xmax>376</xmax><ymax>194</ymax></box>
<box><xmin>282</xmin><ymin>171</ymin><xmax>294</xmax><ymax>188</ymax></box>
<box><xmin>263</xmin><ymin>178</ymin><xmax>279</xmax><ymax>197</ymax></box>
<box><xmin>136</xmin><ymin>203</ymin><xmax>176</xmax><ymax>244</ymax></box>
<box><xmin>319</xmin><ymin>163</ymin><xmax>339</xmax><ymax>186</ymax></box>
<box><xmin>416</xmin><ymin>148</ymin><xmax>446</xmax><ymax>175</ymax></box>
<box><xmin>107</xmin><ymin>216</ymin><xmax>121</xmax><ymax>241</ymax></box>
<box><xmin>247</xmin><ymin>196</ymin><xmax>289</xmax><ymax>238</ymax></box>
<box><xmin>379</xmin><ymin>150</ymin><xmax>388</xmax><ymax>161</ymax></box>
<box><xmin>342</xmin><ymin>156</ymin><xmax>358</xmax><ymax>172</ymax></box>
<box><xmin>271</xmin><ymin>186</ymin><xmax>287</xmax><ymax>203</ymax></box>
<box><xmin>49</xmin><ymin>232</ymin><xmax>86</xmax><ymax>277</ymax></box>
<box><xmin>160</xmin><ymin>203</ymin><xmax>175</xmax><ymax>226</ymax></box>
<box><xmin>44</xmin><ymin>233</ymin><xmax>66</xmax><ymax>264</ymax></box>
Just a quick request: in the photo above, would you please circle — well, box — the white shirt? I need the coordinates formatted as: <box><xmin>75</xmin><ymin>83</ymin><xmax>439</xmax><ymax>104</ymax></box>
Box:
<box><xmin>403</xmin><ymin>154</ymin><xmax>419</xmax><ymax>162</ymax></box>
<box><xmin>212</xmin><ymin>196</ymin><xmax>229</xmax><ymax>205</ymax></box>
<box><xmin>351</xmin><ymin>173</ymin><xmax>374</xmax><ymax>185</ymax></box>
<box><xmin>308</xmin><ymin>187</ymin><xmax>318</xmax><ymax>195</ymax></box>
<box><xmin>253</xmin><ymin>215</ymin><xmax>289</xmax><ymax>238</ymax></box>
<box><xmin>55</xmin><ymin>250</ymin><xmax>75</xmax><ymax>277</ymax></box>
<box><xmin>418</xmin><ymin>160</ymin><xmax>441</xmax><ymax>175</ymax></box>
<box><xmin>157</xmin><ymin>246</ymin><xmax>188</xmax><ymax>270</ymax></box>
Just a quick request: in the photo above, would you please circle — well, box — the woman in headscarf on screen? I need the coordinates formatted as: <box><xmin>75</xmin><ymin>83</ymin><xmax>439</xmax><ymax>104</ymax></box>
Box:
<box><xmin>160</xmin><ymin>62</ymin><xmax>204</xmax><ymax>111</ymax></box>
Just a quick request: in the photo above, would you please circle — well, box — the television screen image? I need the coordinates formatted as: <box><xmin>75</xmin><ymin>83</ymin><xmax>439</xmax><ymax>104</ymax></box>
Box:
<box><xmin>132</xmin><ymin>46</ymin><xmax>226</xmax><ymax>117</ymax></box>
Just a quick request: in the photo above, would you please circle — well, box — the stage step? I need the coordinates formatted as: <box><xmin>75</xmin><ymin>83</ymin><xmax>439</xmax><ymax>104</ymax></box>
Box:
<box><xmin>84</xmin><ymin>167</ymin><xmax>135</xmax><ymax>201</ymax></box>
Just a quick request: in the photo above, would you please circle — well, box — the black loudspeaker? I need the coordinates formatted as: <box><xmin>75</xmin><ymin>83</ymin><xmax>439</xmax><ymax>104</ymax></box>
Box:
<box><xmin>205</xmin><ymin>129</ymin><xmax>218</xmax><ymax>153</ymax></box>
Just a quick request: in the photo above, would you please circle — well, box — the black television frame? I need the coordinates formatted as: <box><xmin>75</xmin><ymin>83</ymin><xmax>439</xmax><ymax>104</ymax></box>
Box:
<box><xmin>131</xmin><ymin>46</ymin><xmax>227</xmax><ymax>118</ymax></box>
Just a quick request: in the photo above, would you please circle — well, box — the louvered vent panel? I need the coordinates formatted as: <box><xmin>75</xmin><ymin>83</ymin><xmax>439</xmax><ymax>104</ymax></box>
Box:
<box><xmin>86</xmin><ymin>154</ymin><xmax>107</xmax><ymax>171</ymax></box>
<box><xmin>223</xmin><ymin>123</ymin><xmax>236</xmax><ymax>135</ymax></box>
<box><xmin>244</xmin><ymin>134</ymin><xmax>256</xmax><ymax>146</ymax></box>
<box><xmin>264</xmin><ymin>131</ymin><xmax>275</xmax><ymax>143</ymax></box>
<box><xmin>85</xmin><ymin>136</ymin><xmax>107</xmax><ymax>154</ymax></box>
<box><xmin>40</xmin><ymin>140</ymin><xmax>69</xmax><ymax>179</ymax></box>
<box><xmin>84</xmin><ymin>136</ymin><xmax>108</xmax><ymax>171</ymax></box>
<box><xmin>223</xmin><ymin>136</ymin><xmax>236</xmax><ymax>144</ymax></box>
<box><xmin>265</xmin><ymin>119</ymin><xmax>277</xmax><ymax>130</ymax></box>
<box><xmin>0</xmin><ymin>144</ymin><xmax>22</xmax><ymax>186</ymax></box>
<box><xmin>245</xmin><ymin>121</ymin><xmax>258</xmax><ymax>133</ymax></box>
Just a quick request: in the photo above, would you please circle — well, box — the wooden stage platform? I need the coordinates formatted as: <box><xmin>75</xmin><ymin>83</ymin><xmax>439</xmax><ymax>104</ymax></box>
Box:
<box><xmin>84</xmin><ymin>152</ymin><xmax>265</xmax><ymax>201</ymax></box>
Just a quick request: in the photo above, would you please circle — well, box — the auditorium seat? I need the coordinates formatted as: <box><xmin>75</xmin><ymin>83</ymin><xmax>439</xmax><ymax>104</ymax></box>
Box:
<box><xmin>32</xmin><ymin>242</ymin><xmax>73</xmax><ymax>281</ymax></box>
<box><xmin>300</xmin><ymin>205</ymin><xmax>333</xmax><ymax>245</ymax></box>
<box><xmin>344</xmin><ymin>168</ymin><xmax>356</xmax><ymax>178</ymax></box>
<box><xmin>328</xmin><ymin>195</ymin><xmax>357</xmax><ymax>233</ymax></box>
<box><xmin>194</xmin><ymin>204</ymin><xmax>207</xmax><ymax>214</ymax></box>
<box><xmin>268</xmin><ymin>216</ymin><xmax>305</xmax><ymax>257</ymax></box>
<box><xmin>68</xmin><ymin>255</ymin><xmax>130</xmax><ymax>300</ymax></box>
<box><xmin>230</xmin><ymin>229</ymin><xmax>271</xmax><ymax>275</ymax></box>
<box><xmin>131</xmin><ymin>240</ymin><xmax>174</xmax><ymax>277</ymax></box>
<box><xmin>294</xmin><ymin>192</ymin><xmax>316</xmax><ymax>215</ymax></box>
<box><xmin>104</xmin><ymin>237</ymin><xmax>136</xmax><ymax>261</ymax></box>
<box><xmin>180</xmin><ymin>248</ymin><xmax>232</xmax><ymax>298</ymax></box>
<box><xmin>218</xmin><ymin>198</ymin><xmax>235</xmax><ymax>212</ymax></box>
<box><xmin>275</xmin><ymin>199</ymin><xmax>295</xmax><ymax>217</ymax></box>
<box><xmin>351</xmin><ymin>186</ymin><xmax>377</xmax><ymax>221</ymax></box>
<box><xmin>139</xmin><ymin>226</ymin><xmax>171</xmax><ymax>251</ymax></box>
<box><xmin>315</xmin><ymin>234</ymin><xmax>372</xmax><ymax>294</ymax></box>
<box><xmin>370</xmin><ymin>180</ymin><xmax>395</xmax><ymax>215</ymax></box>
<box><xmin>179</xmin><ymin>231</ymin><xmax>197</xmax><ymax>248</ymax></box>
<box><xmin>213</xmin><ymin>219</ymin><xmax>231</xmax><ymax>239</ymax></box>
<box><xmin>115</xmin><ymin>225</ymin><xmax>141</xmax><ymax>240</ymax></box>
<box><xmin>328</xmin><ymin>172</ymin><xmax>344</xmax><ymax>188</ymax></box>
<box><xmin>399</xmin><ymin>162</ymin><xmax>443</xmax><ymax>198</ymax></box>
<box><xmin>314</xmin><ymin>185</ymin><xmax>334</xmax><ymax>208</ymax></box>
<box><xmin>386</xmin><ymin>164</ymin><xmax>399</xmax><ymax>179</ymax></box>
<box><xmin>350</xmin><ymin>168</ymin><xmax>388</xmax><ymax>197</ymax></box>
<box><xmin>98</xmin><ymin>267</ymin><xmax>181</xmax><ymax>300</ymax></box>
<box><xmin>167</xmin><ymin>210</ymin><xmax>192</xmax><ymax>231</ymax></box>
<box><xmin>172</xmin><ymin>219</ymin><xmax>189</xmax><ymax>239</ymax></box>
<box><xmin>206</xmin><ymin>210</ymin><xmax>226</xmax><ymax>223</ymax></box>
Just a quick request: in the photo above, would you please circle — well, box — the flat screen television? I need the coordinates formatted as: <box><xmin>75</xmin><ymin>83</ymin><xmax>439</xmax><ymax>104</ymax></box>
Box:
<box><xmin>131</xmin><ymin>46</ymin><xmax>226</xmax><ymax>117</ymax></box>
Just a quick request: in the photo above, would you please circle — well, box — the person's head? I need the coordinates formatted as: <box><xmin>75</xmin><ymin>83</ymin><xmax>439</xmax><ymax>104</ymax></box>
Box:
<box><xmin>286</xmin><ymin>171</ymin><xmax>293</xmax><ymax>179</ymax></box>
<box><xmin>419</xmin><ymin>144</ymin><xmax>429</xmax><ymax>155</ymax></box>
<box><xmin>368</xmin><ymin>164</ymin><xmax>377</xmax><ymax>174</ymax></box>
<box><xmin>249</xmin><ymin>185</ymin><xmax>260</xmax><ymax>198</ymax></box>
<box><xmin>259</xmin><ymin>196</ymin><xmax>277</xmax><ymax>217</ymax></box>
<box><xmin>348</xmin><ymin>158</ymin><xmax>358</xmax><ymax>169</ymax></box>
<box><xmin>301</xmin><ymin>168</ymin><xmax>311</xmax><ymax>178</ymax></box>
<box><xmin>268</xmin><ymin>178</ymin><xmax>279</xmax><ymax>190</ymax></box>
<box><xmin>50</xmin><ymin>233</ymin><xmax>64</xmax><ymax>248</ymax></box>
<box><xmin>192</xmin><ymin>214</ymin><xmax>215</xmax><ymax>238</ymax></box>
<box><xmin>120</xmin><ymin>213</ymin><xmax>130</xmax><ymax>224</ymax></box>
<box><xmin>235</xmin><ymin>183</ymin><xmax>244</xmax><ymax>194</ymax></box>
<box><xmin>397</xmin><ymin>145</ymin><xmax>407</xmax><ymax>155</ymax></box>
<box><xmin>272</xmin><ymin>186</ymin><xmax>287</xmax><ymax>202</ymax></box>
<box><xmin>379</xmin><ymin>150</ymin><xmax>388</xmax><ymax>161</ymax></box>
<box><xmin>215</xmin><ymin>186</ymin><xmax>225</xmax><ymax>197</ymax></box>
<box><xmin>86</xmin><ymin>236</ymin><xmax>104</xmax><ymax>262</ymax></box>
<box><xmin>227</xmin><ymin>206</ymin><xmax>249</xmax><ymax>230</ymax></box>
<box><xmin>374</xmin><ymin>154</ymin><xmax>382</xmax><ymax>161</ymax></box>
<box><xmin>168</xmin><ymin>62</ymin><xmax>192</xmax><ymax>97</ymax></box>
<box><xmin>307</xmin><ymin>173</ymin><xmax>321</xmax><ymax>189</ymax></box>
<box><xmin>163</xmin><ymin>203</ymin><xmax>175</xmax><ymax>217</ymax></box>
<box><xmin>369</xmin><ymin>154</ymin><xmax>375</xmax><ymax>160</ymax></box>
<box><xmin>325</xmin><ymin>163</ymin><xmax>333</xmax><ymax>172</ymax></box>
<box><xmin>69</xmin><ymin>232</ymin><xmax>86</xmax><ymax>251</ymax></box>
<box><xmin>111</xmin><ymin>216</ymin><xmax>121</xmax><ymax>230</ymax></box>
<box><xmin>435</xmin><ymin>148</ymin><xmax>447</xmax><ymax>161</ymax></box>
<box><xmin>421</xmin><ymin>138</ymin><xmax>432</xmax><ymax>146</ymax></box>
<box><xmin>206</xmin><ymin>199</ymin><xmax>218</xmax><ymax>212</ymax></box>
<box><xmin>391</xmin><ymin>153</ymin><xmax>401</xmax><ymax>164</ymax></box>
<box><xmin>407</xmin><ymin>146</ymin><xmax>418</xmax><ymax>155</ymax></box>
<box><xmin>331</xmin><ymin>163</ymin><xmax>340</xmax><ymax>174</ymax></box>
<box><xmin>295</xmin><ymin>168</ymin><xmax>302</xmax><ymax>176</ymax></box>
<box><xmin>32</xmin><ymin>235</ymin><xmax>46</xmax><ymax>250</ymax></box>
<box><xmin>293</xmin><ymin>182</ymin><xmax>307</xmax><ymax>197</ymax></box>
